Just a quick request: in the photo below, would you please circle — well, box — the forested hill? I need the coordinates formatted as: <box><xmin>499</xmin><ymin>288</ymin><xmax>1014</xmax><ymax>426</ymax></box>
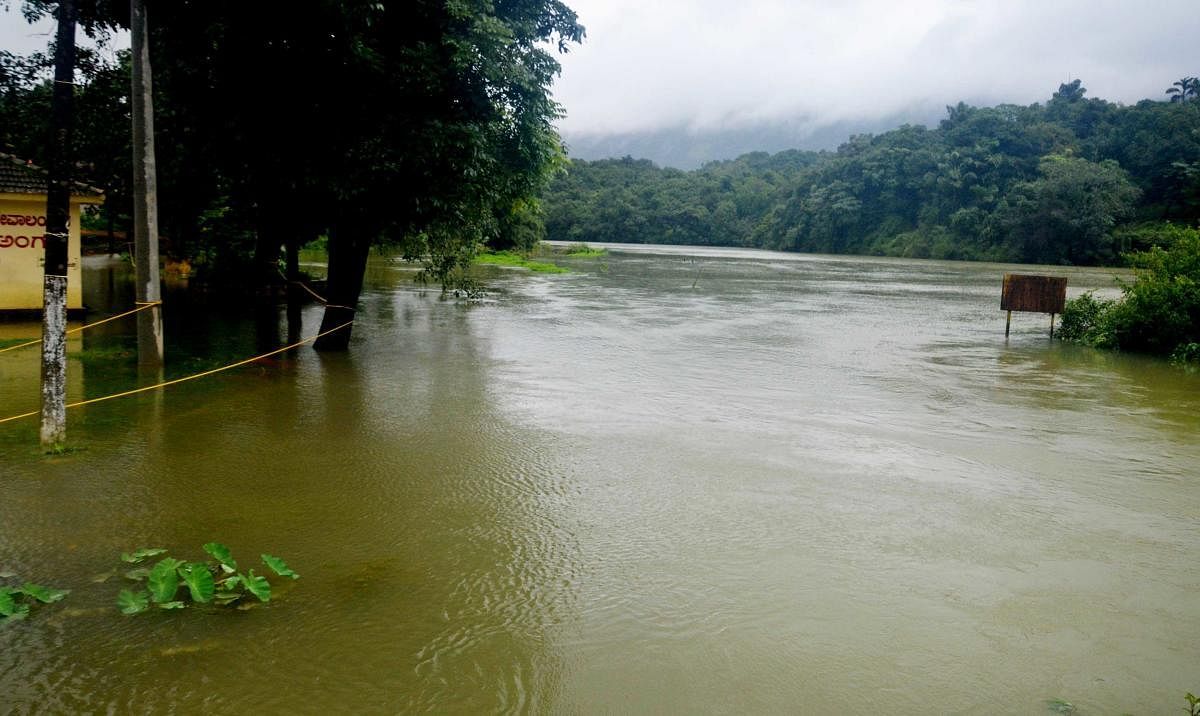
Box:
<box><xmin>542</xmin><ymin>81</ymin><xmax>1200</xmax><ymax>266</ymax></box>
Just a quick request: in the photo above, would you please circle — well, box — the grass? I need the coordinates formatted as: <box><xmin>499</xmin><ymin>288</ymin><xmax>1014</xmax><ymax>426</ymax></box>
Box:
<box><xmin>43</xmin><ymin>443</ymin><xmax>85</xmax><ymax>456</ymax></box>
<box><xmin>562</xmin><ymin>242</ymin><xmax>607</xmax><ymax>258</ymax></box>
<box><xmin>68</xmin><ymin>346</ymin><xmax>135</xmax><ymax>363</ymax></box>
<box><xmin>474</xmin><ymin>250</ymin><xmax>568</xmax><ymax>273</ymax></box>
<box><xmin>0</xmin><ymin>337</ymin><xmax>36</xmax><ymax>350</ymax></box>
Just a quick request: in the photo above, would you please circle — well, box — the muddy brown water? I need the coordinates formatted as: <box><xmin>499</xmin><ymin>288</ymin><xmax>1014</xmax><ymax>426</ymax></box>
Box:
<box><xmin>1</xmin><ymin>245</ymin><xmax>1197</xmax><ymax>713</ymax></box>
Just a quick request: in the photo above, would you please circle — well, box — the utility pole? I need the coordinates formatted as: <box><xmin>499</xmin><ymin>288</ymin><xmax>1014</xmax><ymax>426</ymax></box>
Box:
<box><xmin>131</xmin><ymin>0</ymin><xmax>164</xmax><ymax>365</ymax></box>
<box><xmin>39</xmin><ymin>0</ymin><xmax>78</xmax><ymax>448</ymax></box>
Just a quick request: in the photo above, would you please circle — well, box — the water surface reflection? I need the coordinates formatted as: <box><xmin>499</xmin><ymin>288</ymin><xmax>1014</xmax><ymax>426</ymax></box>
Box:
<box><xmin>1</xmin><ymin>246</ymin><xmax>1197</xmax><ymax>713</ymax></box>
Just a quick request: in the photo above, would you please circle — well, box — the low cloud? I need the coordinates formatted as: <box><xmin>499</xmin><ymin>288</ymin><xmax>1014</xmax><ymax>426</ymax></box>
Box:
<box><xmin>552</xmin><ymin>0</ymin><xmax>1198</xmax><ymax>137</ymax></box>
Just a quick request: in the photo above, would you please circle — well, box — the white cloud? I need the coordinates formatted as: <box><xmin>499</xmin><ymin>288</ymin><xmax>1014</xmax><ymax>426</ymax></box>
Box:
<box><xmin>551</xmin><ymin>0</ymin><xmax>1200</xmax><ymax>136</ymax></box>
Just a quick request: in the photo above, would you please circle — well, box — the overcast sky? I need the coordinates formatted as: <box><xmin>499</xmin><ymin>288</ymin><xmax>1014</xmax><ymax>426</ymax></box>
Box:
<box><xmin>551</xmin><ymin>0</ymin><xmax>1199</xmax><ymax>138</ymax></box>
<box><xmin>2</xmin><ymin>1</ymin><xmax>1196</xmax><ymax>143</ymax></box>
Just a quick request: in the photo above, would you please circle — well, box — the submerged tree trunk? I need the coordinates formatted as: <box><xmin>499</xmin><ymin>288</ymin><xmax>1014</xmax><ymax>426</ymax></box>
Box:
<box><xmin>131</xmin><ymin>0</ymin><xmax>164</xmax><ymax>366</ymax></box>
<box><xmin>105</xmin><ymin>182</ymin><xmax>116</xmax><ymax>255</ymax></box>
<box><xmin>39</xmin><ymin>0</ymin><xmax>78</xmax><ymax>448</ymax></box>
<box><xmin>313</xmin><ymin>220</ymin><xmax>371</xmax><ymax>351</ymax></box>
<box><xmin>254</xmin><ymin>199</ymin><xmax>283</xmax><ymax>291</ymax></box>
<box><xmin>284</xmin><ymin>229</ymin><xmax>308</xmax><ymax>344</ymax></box>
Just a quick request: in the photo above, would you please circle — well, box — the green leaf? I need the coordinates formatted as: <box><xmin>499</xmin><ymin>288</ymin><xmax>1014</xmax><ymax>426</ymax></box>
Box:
<box><xmin>19</xmin><ymin>583</ymin><xmax>69</xmax><ymax>604</ymax></box>
<box><xmin>203</xmin><ymin>542</ymin><xmax>237</xmax><ymax>572</ymax></box>
<box><xmin>177</xmin><ymin>563</ymin><xmax>215</xmax><ymax>603</ymax></box>
<box><xmin>240</xmin><ymin>570</ymin><xmax>271</xmax><ymax>602</ymax></box>
<box><xmin>121</xmin><ymin>548</ymin><xmax>167</xmax><ymax>564</ymax></box>
<box><xmin>217</xmin><ymin>575</ymin><xmax>241</xmax><ymax>590</ymax></box>
<box><xmin>212</xmin><ymin>590</ymin><xmax>242</xmax><ymax>605</ymax></box>
<box><xmin>0</xmin><ymin>588</ymin><xmax>16</xmax><ymax>617</ymax></box>
<box><xmin>261</xmin><ymin>554</ymin><xmax>299</xmax><ymax>580</ymax></box>
<box><xmin>124</xmin><ymin>568</ymin><xmax>151</xmax><ymax>581</ymax></box>
<box><xmin>147</xmin><ymin>558</ymin><xmax>183</xmax><ymax>603</ymax></box>
<box><xmin>5</xmin><ymin>603</ymin><xmax>30</xmax><ymax>620</ymax></box>
<box><xmin>118</xmin><ymin>589</ymin><xmax>149</xmax><ymax>615</ymax></box>
<box><xmin>158</xmin><ymin>601</ymin><xmax>186</xmax><ymax>610</ymax></box>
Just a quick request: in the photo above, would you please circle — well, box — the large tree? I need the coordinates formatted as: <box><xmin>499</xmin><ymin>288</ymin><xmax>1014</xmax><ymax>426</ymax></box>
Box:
<box><xmin>307</xmin><ymin>0</ymin><xmax>583</xmax><ymax>348</ymax></box>
<box><xmin>992</xmin><ymin>155</ymin><xmax>1141</xmax><ymax>265</ymax></box>
<box><xmin>11</xmin><ymin>0</ymin><xmax>583</xmax><ymax>350</ymax></box>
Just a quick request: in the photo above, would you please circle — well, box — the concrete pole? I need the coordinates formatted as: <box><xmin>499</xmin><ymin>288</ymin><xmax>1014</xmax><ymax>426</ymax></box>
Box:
<box><xmin>131</xmin><ymin>0</ymin><xmax>164</xmax><ymax>365</ymax></box>
<box><xmin>39</xmin><ymin>0</ymin><xmax>78</xmax><ymax>448</ymax></box>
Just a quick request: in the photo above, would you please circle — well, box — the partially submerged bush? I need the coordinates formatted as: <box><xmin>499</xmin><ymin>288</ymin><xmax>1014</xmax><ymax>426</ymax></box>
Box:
<box><xmin>1058</xmin><ymin>225</ymin><xmax>1200</xmax><ymax>362</ymax></box>
<box><xmin>1057</xmin><ymin>291</ymin><xmax>1118</xmax><ymax>347</ymax></box>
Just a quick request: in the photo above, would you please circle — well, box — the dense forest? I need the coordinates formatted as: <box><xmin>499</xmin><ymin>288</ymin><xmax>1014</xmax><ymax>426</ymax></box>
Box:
<box><xmin>544</xmin><ymin>80</ymin><xmax>1200</xmax><ymax>266</ymax></box>
<box><xmin>1</xmin><ymin>0</ymin><xmax>583</xmax><ymax>347</ymax></box>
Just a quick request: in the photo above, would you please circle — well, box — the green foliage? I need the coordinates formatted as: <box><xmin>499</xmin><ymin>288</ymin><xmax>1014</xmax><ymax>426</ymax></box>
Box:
<box><xmin>42</xmin><ymin>442</ymin><xmax>82</xmax><ymax>456</ymax></box>
<box><xmin>563</xmin><ymin>243</ymin><xmax>607</xmax><ymax>257</ymax></box>
<box><xmin>121</xmin><ymin>547</ymin><xmax>167</xmax><ymax>564</ymax></box>
<box><xmin>993</xmin><ymin>155</ymin><xmax>1140</xmax><ymax>265</ymax></box>
<box><xmin>1057</xmin><ymin>291</ymin><xmax>1119</xmax><ymax>347</ymax></box>
<box><xmin>117</xmin><ymin>589</ymin><xmax>149</xmax><ymax>615</ymax></box>
<box><xmin>1185</xmin><ymin>691</ymin><xmax>1199</xmax><ymax>716</ymax></box>
<box><xmin>203</xmin><ymin>542</ymin><xmax>237</xmax><ymax>573</ymax></box>
<box><xmin>543</xmin><ymin>84</ymin><xmax>1200</xmax><ymax>266</ymax></box>
<box><xmin>239</xmin><ymin>570</ymin><xmax>271</xmax><ymax>602</ymax></box>
<box><xmin>474</xmin><ymin>250</ymin><xmax>568</xmax><ymax>273</ymax></box>
<box><xmin>1171</xmin><ymin>342</ymin><xmax>1200</xmax><ymax>365</ymax></box>
<box><xmin>147</xmin><ymin>558</ymin><xmax>183</xmax><ymax>603</ymax></box>
<box><xmin>0</xmin><ymin>577</ymin><xmax>70</xmax><ymax>621</ymax></box>
<box><xmin>117</xmin><ymin>545</ymin><xmax>298</xmax><ymax>615</ymax></box>
<box><xmin>178</xmin><ymin>562</ymin><xmax>215</xmax><ymax>603</ymax></box>
<box><xmin>1044</xmin><ymin>698</ymin><xmax>1076</xmax><ymax>714</ymax></box>
<box><xmin>261</xmin><ymin>554</ymin><xmax>299</xmax><ymax>580</ymax></box>
<box><xmin>5</xmin><ymin>0</ymin><xmax>584</xmax><ymax>302</ymax></box>
<box><xmin>1058</xmin><ymin>226</ymin><xmax>1200</xmax><ymax>358</ymax></box>
<box><xmin>0</xmin><ymin>588</ymin><xmax>30</xmax><ymax>619</ymax></box>
<box><xmin>18</xmin><ymin>583</ymin><xmax>70</xmax><ymax>604</ymax></box>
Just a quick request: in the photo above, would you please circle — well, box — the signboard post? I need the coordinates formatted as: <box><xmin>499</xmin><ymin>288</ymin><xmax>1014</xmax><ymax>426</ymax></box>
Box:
<box><xmin>1001</xmin><ymin>274</ymin><xmax>1068</xmax><ymax>338</ymax></box>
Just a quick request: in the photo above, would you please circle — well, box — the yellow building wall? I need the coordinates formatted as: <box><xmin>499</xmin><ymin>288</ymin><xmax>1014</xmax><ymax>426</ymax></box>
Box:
<box><xmin>0</xmin><ymin>192</ymin><xmax>89</xmax><ymax>310</ymax></box>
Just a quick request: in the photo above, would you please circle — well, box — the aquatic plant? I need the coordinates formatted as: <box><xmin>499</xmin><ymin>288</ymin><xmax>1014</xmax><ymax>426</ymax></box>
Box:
<box><xmin>563</xmin><ymin>242</ymin><xmax>606</xmax><ymax>257</ymax></box>
<box><xmin>116</xmin><ymin>543</ymin><xmax>299</xmax><ymax>615</ymax></box>
<box><xmin>1186</xmin><ymin>691</ymin><xmax>1199</xmax><ymax>716</ymax></box>
<box><xmin>0</xmin><ymin>573</ymin><xmax>69</xmax><ymax>620</ymax></box>
<box><xmin>1045</xmin><ymin>698</ymin><xmax>1076</xmax><ymax>714</ymax></box>
<box><xmin>474</xmin><ymin>250</ymin><xmax>568</xmax><ymax>273</ymax></box>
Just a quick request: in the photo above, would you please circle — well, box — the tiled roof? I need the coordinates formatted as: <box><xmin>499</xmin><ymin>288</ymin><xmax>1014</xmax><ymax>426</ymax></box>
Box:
<box><xmin>0</xmin><ymin>152</ymin><xmax>103</xmax><ymax>197</ymax></box>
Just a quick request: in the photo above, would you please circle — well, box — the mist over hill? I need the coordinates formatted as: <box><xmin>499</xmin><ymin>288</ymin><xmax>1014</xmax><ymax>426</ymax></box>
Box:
<box><xmin>560</xmin><ymin>107</ymin><xmax>949</xmax><ymax>169</ymax></box>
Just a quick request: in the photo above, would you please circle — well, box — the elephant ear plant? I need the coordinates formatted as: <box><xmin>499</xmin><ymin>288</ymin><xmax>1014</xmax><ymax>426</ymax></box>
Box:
<box><xmin>117</xmin><ymin>542</ymin><xmax>299</xmax><ymax>615</ymax></box>
<box><xmin>0</xmin><ymin>571</ymin><xmax>69</xmax><ymax>621</ymax></box>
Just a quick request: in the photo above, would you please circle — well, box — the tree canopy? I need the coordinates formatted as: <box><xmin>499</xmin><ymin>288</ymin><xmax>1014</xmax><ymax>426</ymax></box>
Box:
<box><xmin>2</xmin><ymin>0</ymin><xmax>584</xmax><ymax>346</ymax></box>
<box><xmin>543</xmin><ymin>81</ymin><xmax>1200</xmax><ymax>266</ymax></box>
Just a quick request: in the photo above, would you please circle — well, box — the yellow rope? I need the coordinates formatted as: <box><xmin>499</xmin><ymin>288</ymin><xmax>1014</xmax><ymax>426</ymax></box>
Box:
<box><xmin>0</xmin><ymin>301</ymin><xmax>163</xmax><ymax>354</ymax></box>
<box><xmin>0</xmin><ymin>320</ymin><xmax>353</xmax><ymax>425</ymax></box>
<box><xmin>276</xmin><ymin>268</ymin><xmax>355</xmax><ymax>310</ymax></box>
<box><xmin>278</xmin><ymin>268</ymin><xmax>326</xmax><ymax>302</ymax></box>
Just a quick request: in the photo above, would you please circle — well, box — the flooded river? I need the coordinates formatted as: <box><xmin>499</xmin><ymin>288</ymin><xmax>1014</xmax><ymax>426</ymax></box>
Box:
<box><xmin>1</xmin><ymin>245</ymin><xmax>1198</xmax><ymax>713</ymax></box>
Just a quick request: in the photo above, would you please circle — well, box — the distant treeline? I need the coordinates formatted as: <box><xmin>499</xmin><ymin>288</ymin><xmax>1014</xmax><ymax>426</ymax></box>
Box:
<box><xmin>543</xmin><ymin>80</ymin><xmax>1200</xmax><ymax>265</ymax></box>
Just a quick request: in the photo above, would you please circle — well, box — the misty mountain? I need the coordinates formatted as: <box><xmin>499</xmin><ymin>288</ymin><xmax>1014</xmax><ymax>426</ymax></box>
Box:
<box><xmin>559</xmin><ymin>107</ymin><xmax>951</xmax><ymax>169</ymax></box>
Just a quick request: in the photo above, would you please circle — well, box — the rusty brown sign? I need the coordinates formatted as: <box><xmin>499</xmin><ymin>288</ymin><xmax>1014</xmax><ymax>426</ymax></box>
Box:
<box><xmin>1001</xmin><ymin>274</ymin><xmax>1067</xmax><ymax>314</ymax></box>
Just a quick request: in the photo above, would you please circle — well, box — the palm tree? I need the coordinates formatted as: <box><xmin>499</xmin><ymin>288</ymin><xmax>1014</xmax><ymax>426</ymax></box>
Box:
<box><xmin>1166</xmin><ymin>76</ymin><xmax>1199</xmax><ymax>102</ymax></box>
